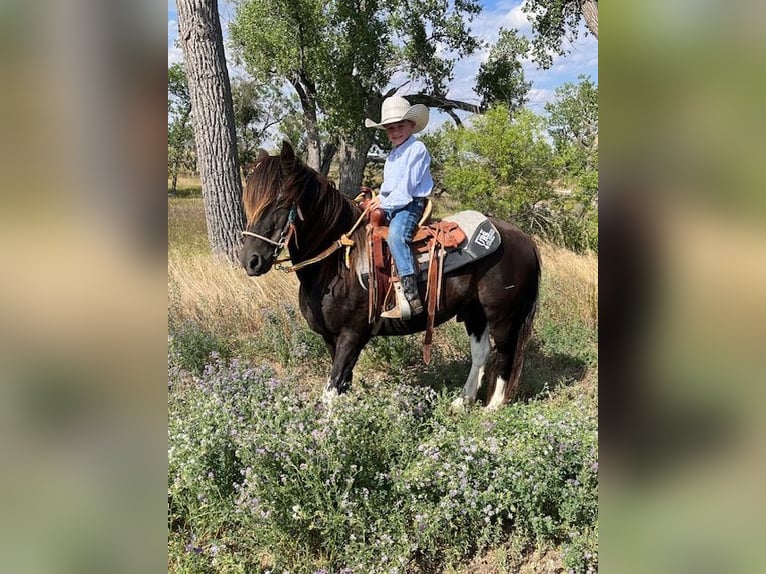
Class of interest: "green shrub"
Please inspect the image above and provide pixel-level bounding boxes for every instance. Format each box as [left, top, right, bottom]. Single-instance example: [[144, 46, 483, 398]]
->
[[363, 333, 424, 371], [425, 105, 598, 253], [169, 321, 233, 374], [439, 107, 556, 223], [168, 354, 598, 573], [244, 303, 327, 367]]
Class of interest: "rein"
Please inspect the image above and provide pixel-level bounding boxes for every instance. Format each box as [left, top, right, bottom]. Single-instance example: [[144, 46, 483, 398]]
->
[[275, 201, 373, 273]]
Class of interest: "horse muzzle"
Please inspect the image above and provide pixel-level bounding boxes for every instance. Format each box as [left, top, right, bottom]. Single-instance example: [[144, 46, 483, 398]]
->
[[241, 252, 272, 276]]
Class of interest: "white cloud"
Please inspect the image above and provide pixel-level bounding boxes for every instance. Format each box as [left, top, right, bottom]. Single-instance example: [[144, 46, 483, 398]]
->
[[527, 87, 554, 110], [503, 1, 532, 32]]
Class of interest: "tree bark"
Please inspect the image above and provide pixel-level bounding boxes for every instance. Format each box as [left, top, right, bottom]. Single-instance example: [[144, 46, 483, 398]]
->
[[581, 0, 598, 39], [320, 141, 337, 176], [337, 133, 373, 196], [291, 75, 323, 171], [176, 0, 244, 263]]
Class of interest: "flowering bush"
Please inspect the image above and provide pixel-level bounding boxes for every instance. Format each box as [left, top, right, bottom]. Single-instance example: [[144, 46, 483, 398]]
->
[[168, 353, 597, 573]]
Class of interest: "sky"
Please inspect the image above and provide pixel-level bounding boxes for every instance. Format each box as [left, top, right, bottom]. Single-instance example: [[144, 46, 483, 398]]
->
[[168, 0, 597, 129]]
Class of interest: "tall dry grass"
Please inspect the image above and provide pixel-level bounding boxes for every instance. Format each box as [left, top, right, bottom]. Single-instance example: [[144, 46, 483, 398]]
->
[[167, 174, 202, 197], [168, 249, 299, 338], [537, 240, 598, 331], [168, 197, 299, 340]]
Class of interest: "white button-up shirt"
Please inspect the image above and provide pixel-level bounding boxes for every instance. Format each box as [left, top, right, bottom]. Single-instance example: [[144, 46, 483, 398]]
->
[[379, 136, 433, 209]]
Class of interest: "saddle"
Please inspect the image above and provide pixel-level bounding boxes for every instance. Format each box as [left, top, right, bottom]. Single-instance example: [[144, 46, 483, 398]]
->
[[358, 189, 467, 364]]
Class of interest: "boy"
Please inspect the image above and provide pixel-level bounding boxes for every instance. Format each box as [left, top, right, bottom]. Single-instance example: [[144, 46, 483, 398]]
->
[[365, 95, 433, 319]]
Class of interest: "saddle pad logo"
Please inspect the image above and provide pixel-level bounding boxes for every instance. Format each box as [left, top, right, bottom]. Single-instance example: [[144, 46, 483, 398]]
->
[[475, 227, 497, 250]]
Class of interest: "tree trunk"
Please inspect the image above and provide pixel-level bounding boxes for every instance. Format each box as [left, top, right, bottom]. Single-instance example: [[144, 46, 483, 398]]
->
[[176, 0, 244, 263], [320, 142, 337, 176], [581, 0, 598, 38], [291, 76, 322, 171], [337, 133, 373, 196]]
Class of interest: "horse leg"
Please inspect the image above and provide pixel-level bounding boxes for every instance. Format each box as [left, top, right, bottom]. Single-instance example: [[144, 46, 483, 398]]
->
[[451, 310, 490, 410], [322, 330, 365, 402], [485, 315, 533, 410]]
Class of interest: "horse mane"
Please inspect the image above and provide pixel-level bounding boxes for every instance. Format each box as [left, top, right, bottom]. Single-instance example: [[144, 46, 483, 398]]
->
[[243, 151, 362, 266]]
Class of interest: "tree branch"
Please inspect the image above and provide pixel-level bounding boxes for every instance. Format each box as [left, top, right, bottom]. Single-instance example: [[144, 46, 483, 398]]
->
[[406, 93, 481, 116], [444, 107, 463, 127]]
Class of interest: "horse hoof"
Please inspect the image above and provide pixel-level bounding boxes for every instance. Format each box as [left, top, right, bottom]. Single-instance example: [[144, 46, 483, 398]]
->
[[486, 399, 503, 411], [322, 387, 339, 405], [450, 397, 469, 413]]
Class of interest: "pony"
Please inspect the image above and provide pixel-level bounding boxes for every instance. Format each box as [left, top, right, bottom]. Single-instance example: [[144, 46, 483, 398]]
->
[[239, 142, 540, 409]]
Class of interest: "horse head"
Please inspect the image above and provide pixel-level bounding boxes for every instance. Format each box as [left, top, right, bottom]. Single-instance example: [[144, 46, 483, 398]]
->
[[240, 142, 300, 276]]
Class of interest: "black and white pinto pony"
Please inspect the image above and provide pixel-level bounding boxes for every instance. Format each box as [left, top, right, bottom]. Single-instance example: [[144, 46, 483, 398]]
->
[[239, 142, 541, 409]]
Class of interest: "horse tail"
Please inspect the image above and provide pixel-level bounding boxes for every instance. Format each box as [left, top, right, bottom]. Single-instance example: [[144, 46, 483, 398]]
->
[[503, 239, 541, 402]]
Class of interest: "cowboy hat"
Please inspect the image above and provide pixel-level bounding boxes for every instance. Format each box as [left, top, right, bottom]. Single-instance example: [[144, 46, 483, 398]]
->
[[365, 95, 429, 133]]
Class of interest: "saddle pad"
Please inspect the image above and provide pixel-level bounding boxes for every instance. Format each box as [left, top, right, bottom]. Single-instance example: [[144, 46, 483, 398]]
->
[[415, 210, 501, 281]]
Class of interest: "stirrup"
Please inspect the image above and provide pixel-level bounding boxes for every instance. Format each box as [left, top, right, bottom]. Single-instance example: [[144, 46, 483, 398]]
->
[[380, 280, 412, 320]]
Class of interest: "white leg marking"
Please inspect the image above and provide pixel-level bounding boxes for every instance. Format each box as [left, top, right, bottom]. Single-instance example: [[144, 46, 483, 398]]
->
[[322, 377, 339, 405], [487, 376, 508, 410], [454, 327, 490, 408]]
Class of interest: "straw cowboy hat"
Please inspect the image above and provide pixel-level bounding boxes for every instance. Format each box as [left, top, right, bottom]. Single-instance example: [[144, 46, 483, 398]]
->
[[365, 95, 429, 133]]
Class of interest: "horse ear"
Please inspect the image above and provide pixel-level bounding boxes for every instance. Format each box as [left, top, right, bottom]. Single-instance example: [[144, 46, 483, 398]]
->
[[256, 148, 269, 161], [280, 141, 295, 172]]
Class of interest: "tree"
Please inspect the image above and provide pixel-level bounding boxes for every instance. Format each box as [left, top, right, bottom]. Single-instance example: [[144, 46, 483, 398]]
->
[[523, 0, 598, 69], [475, 28, 531, 113], [176, 0, 244, 262], [545, 76, 598, 252], [438, 106, 555, 222], [544, 75, 598, 175], [229, 0, 484, 194], [168, 63, 196, 195], [231, 76, 300, 167]]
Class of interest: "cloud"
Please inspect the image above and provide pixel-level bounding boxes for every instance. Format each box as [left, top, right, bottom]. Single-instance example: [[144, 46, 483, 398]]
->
[[527, 87, 554, 111], [503, 1, 532, 32]]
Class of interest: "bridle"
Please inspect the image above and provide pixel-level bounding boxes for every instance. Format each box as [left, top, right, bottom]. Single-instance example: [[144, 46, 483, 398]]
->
[[242, 203, 299, 259], [241, 198, 372, 273]]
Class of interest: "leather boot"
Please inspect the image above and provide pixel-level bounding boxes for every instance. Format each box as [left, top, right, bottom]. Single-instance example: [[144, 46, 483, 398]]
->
[[401, 274, 424, 316]]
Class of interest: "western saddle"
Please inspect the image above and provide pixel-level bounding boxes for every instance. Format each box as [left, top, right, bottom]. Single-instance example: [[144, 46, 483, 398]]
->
[[356, 187, 466, 363]]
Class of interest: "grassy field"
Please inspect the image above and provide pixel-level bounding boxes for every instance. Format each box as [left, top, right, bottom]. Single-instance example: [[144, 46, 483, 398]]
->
[[168, 195, 598, 573]]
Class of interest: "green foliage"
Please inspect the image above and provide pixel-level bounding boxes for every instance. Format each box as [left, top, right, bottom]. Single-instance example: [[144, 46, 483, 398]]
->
[[424, 94, 598, 253], [545, 75, 598, 167], [522, 0, 596, 69], [230, 77, 301, 166], [437, 106, 556, 222], [475, 28, 531, 112], [243, 303, 327, 367], [168, 62, 190, 110], [168, 354, 598, 573], [168, 321, 233, 375], [539, 75, 598, 252], [230, 0, 483, 135], [168, 63, 196, 185], [364, 333, 425, 372]]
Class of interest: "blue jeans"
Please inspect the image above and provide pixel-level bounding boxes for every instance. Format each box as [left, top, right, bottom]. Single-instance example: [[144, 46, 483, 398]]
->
[[384, 197, 427, 277]]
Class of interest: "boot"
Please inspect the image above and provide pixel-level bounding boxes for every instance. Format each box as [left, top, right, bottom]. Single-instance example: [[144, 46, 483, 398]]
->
[[401, 274, 424, 316]]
